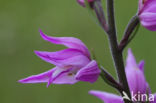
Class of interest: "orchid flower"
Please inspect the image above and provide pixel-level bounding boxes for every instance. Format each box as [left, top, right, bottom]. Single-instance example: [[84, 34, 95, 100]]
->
[[19, 30, 100, 87], [89, 49, 156, 103], [138, 0, 156, 31]]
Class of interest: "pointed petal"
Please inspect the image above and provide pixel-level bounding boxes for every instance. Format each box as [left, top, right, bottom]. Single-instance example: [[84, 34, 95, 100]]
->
[[34, 48, 90, 68], [126, 49, 147, 94], [138, 60, 145, 72], [126, 48, 138, 70], [89, 90, 123, 103], [18, 67, 57, 84], [40, 30, 90, 58], [75, 60, 100, 83]]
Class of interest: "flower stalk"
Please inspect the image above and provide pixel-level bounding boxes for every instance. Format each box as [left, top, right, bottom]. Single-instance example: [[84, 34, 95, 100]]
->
[[100, 66, 124, 94], [92, 0, 108, 31], [106, 0, 132, 102], [119, 16, 140, 52]]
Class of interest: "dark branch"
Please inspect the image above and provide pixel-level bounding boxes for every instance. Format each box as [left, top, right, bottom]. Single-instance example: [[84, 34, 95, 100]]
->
[[119, 16, 140, 52], [100, 66, 124, 93], [93, 0, 108, 31]]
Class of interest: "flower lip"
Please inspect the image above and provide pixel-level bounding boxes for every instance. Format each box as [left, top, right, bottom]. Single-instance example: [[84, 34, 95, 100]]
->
[[47, 68, 72, 87]]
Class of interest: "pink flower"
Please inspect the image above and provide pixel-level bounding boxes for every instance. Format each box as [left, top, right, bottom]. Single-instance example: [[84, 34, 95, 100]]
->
[[89, 49, 156, 103], [138, 0, 156, 31], [19, 30, 100, 87]]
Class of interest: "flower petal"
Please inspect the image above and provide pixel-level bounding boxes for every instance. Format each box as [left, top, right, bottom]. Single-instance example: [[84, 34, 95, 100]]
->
[[139, 0, 156, 31], [34, 48, 90, 68], [139, 12, 156, 31], [126, 49, 147, 94], [89, 90, 123, 103], [126, 67, 147, 94], [126, 49, 138, 70], [141, 0, 156, 13], [75, 60, 100, 83], [18, 67, 57, 84], [40, 30, 90, 58]]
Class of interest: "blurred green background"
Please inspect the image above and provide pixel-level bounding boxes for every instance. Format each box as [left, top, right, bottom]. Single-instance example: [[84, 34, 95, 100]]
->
[[0, 0, 156, 103]]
